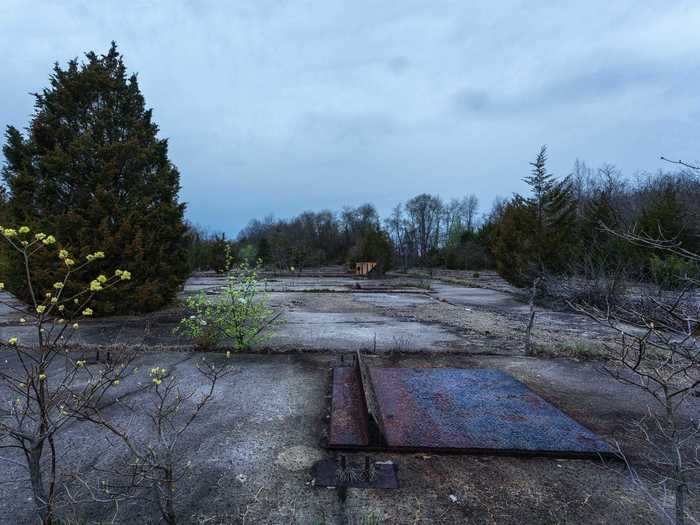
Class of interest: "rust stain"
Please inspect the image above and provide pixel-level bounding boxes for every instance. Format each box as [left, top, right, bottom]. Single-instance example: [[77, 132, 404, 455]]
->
[[328, 366, 369, 447]]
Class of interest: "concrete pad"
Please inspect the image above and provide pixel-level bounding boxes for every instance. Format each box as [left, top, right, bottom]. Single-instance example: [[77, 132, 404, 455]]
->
[[430, 283, 531, 314], [0, 351, 334, 523], [0, 287, 470, 352], [351, 292, 433, 307], [265, 311, 465, 351]]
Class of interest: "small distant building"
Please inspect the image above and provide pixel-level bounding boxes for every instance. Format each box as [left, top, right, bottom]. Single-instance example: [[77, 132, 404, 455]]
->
[[355, 261, 377, 276]]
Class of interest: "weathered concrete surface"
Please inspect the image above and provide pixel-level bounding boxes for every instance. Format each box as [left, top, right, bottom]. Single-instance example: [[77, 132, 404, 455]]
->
[[0, 273, 629, 356], [427, 281, 636, 347], [0, 282, 471, 352], [0, 272, 696, 523], [266, 310, 466, 352], [403, 268, 523, 295], [430, 282, 531, 314], [183, 272, 429, 295], [1, 351, 696, 524]]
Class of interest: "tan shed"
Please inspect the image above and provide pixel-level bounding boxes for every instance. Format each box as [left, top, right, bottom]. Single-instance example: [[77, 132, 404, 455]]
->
[[355, 261, 377, 276]]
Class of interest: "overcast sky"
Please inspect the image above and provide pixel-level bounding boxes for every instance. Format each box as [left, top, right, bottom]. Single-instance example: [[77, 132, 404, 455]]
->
[[2, 1, 699, 235]]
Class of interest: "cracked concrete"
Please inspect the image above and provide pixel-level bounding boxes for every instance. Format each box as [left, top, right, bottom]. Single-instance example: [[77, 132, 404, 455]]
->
[[0, 272, 625, 355]]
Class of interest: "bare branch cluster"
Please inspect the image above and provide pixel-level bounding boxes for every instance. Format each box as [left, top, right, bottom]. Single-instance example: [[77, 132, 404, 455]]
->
[[570, 229, 699, 525], [72, 359, 232, 525]]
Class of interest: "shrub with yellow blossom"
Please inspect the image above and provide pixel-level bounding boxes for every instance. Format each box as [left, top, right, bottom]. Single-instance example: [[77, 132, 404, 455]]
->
[[0, 226, 134, 523], [0, 225, 131, 331]]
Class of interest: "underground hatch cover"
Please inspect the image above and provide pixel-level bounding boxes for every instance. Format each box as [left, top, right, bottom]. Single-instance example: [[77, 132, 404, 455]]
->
[[328, 361, 612, 459]]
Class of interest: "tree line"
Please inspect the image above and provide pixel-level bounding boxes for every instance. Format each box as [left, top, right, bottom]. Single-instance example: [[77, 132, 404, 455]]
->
[[188, 192, 485, 274], [196, 145, 700, 291], [487, 147, 700, 289]]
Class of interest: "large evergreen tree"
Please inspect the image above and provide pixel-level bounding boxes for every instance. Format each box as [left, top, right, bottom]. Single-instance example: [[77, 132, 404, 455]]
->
[[523, 146, 556, 236], [638, 182, 695, 282], [638, 183, 687, 245], [1, 43, 188, 314]]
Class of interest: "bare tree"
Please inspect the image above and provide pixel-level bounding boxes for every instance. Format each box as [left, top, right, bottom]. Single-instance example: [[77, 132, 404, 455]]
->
[[570, 225, 699, 525], [442, 195, 479, 242], [525, 277, 541, 355], [385, 204, 409, 271], [463, 194, 480, 233], [405, 194, 442, 261], [74, 359, 232, 524]]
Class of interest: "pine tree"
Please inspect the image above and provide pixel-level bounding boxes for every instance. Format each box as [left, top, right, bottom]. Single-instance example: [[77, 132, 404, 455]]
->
[[212, 234, 231, 273], [544, 175, 578, 271], [1, 43, 188, 314], [638, 184, 687, 244], [491, 146, 578, 285], [638, 183, 693, 281], [578, 186, 628, 271], [523, 145, 556, 235], [490, 196, 538, 285], [521, 145, 577, 274], [256, 237, 271, 265]]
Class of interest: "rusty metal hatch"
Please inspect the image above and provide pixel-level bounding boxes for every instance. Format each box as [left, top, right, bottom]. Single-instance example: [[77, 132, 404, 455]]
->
[[327, 354, 613, 458]]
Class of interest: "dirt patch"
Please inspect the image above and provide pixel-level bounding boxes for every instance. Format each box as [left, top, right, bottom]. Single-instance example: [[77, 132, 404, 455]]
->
[[276, 445, 327, 471]]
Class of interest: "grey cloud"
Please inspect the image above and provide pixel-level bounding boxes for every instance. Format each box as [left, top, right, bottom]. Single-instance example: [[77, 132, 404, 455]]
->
[[386, 56, 410, 74], [453, 60, 674, 117], [453, 88, 492, 113], [1, 1, 699, 235], [296, 112, 399, 147], [540, 62, 662, 103]]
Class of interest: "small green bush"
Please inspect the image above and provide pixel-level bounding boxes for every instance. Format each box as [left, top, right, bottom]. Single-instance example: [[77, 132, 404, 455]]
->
[[649, 254, 699, 289], [177, 261, 280, 350]]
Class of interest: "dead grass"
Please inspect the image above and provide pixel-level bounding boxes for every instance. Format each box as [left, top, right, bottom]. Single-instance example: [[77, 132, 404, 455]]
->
[[532, 339, 609, 360], [390, 278, 432, 290]]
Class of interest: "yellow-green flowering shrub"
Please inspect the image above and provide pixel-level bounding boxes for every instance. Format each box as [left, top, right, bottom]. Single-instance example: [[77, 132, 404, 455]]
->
[[0, 226, 133, 523]]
